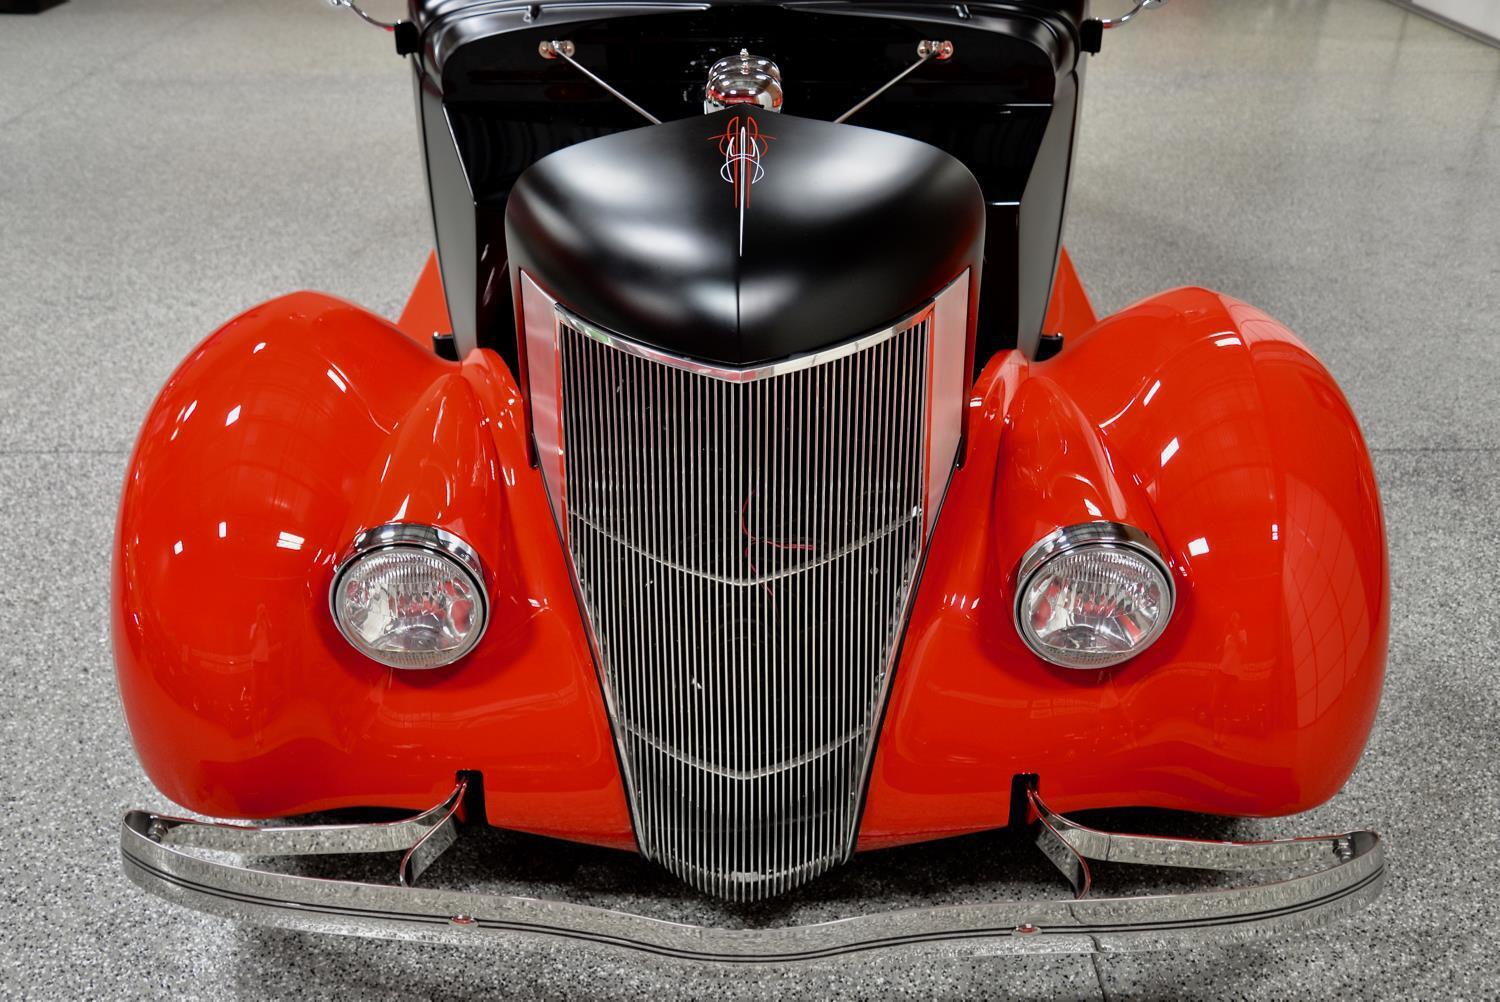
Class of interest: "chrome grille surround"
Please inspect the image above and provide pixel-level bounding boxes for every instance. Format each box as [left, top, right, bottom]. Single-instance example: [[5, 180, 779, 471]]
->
[[521, 271, 970, 900]]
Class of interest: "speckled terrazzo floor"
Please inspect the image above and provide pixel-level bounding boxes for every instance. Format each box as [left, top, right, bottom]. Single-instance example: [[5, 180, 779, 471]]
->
[[2, 0, 1497, 998]]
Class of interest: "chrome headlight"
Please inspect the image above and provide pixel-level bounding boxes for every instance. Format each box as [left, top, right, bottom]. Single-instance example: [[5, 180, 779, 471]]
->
[[1013, 522, 1174, 669], [331, 523, 488, 669]]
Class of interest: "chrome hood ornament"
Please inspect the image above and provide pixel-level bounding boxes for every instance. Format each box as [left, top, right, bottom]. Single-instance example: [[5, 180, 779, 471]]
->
[[705, 50, 784, 113]]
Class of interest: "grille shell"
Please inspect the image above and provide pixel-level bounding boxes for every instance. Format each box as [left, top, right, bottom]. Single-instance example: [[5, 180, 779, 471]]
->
[[522, 272, 969, 900]]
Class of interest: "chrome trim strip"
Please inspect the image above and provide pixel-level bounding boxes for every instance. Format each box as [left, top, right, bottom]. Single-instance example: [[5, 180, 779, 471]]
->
[[841, 272, 969, 858], [521, 272, 569, 532], [619, 720, 862, 782], [924, 271, 969, 529], [1014, 521, 1171, 590], [120, 785, 1384, 961], [335, 523, 487, 585], [553, 294, 946, 383], [567, 508, 918, 587], [520, 279, 649, 849]]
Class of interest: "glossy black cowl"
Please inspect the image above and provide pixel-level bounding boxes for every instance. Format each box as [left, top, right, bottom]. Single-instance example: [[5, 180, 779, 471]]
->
[[505, 107, 984, 366]]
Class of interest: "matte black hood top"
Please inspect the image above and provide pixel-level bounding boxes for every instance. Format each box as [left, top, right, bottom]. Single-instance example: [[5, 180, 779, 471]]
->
[[505, 107, 985, 367]]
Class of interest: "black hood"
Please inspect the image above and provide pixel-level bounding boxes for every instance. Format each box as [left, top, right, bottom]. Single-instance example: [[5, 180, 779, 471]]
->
[[506, 107, 984, 367]]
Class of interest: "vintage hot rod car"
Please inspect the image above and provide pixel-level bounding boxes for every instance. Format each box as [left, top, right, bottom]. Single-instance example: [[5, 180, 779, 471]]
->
[[115, 0, 1387, 960]]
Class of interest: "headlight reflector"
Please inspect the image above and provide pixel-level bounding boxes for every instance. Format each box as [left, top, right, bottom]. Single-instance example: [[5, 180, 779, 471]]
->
[[1014, 522, 1173, 669], [331, 524, 488, 669]]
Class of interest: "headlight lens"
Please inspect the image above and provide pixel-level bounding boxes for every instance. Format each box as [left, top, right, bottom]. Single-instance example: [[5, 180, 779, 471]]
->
[[331, 524, 488, 669], [1014, 522, 1173, 669]]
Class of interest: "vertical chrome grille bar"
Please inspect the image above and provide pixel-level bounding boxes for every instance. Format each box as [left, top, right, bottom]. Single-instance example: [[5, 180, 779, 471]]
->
[[534, 272, 968, 901]]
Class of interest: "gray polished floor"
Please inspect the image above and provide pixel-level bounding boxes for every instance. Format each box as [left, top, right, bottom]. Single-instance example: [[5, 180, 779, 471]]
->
[[2, 0, 1497, 998]]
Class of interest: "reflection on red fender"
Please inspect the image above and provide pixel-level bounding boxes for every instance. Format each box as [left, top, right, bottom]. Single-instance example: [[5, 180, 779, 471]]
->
[[858, 286, 1387, 849], [112, 292, 635, 850]]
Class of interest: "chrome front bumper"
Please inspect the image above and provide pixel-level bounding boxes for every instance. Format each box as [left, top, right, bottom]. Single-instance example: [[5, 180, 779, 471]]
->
[[120, 781, 1384, 962]]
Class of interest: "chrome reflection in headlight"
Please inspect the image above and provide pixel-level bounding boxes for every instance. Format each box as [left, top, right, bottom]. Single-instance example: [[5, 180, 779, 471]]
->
[[330, 523, 488, 669], [1014, 522, 1174, 669]]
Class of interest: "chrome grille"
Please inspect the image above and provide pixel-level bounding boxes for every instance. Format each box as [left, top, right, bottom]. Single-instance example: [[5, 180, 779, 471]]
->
[[521, 271, 970, 901]]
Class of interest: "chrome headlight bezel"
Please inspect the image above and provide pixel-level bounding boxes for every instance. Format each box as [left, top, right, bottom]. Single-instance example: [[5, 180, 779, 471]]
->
[[1012, 521, 1175, 670], [330, 522, 489, 669]]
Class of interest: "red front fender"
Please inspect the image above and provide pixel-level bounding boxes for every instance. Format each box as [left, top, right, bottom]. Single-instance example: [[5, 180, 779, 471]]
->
[[112, 292, 635, 850], [857, 287, 1388, 849]]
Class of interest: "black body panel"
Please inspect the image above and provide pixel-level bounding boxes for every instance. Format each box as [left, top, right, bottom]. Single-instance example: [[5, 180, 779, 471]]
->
[[506, 108, 984, 365], [406, 0, 1089, 372]]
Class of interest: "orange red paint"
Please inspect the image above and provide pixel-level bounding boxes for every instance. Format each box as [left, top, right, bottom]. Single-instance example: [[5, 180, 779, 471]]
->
[[113, 252, 1386, 853]]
